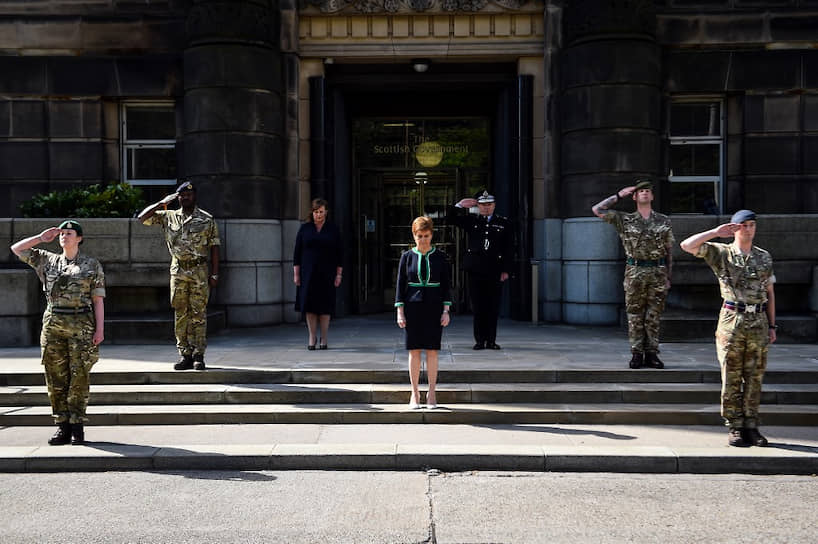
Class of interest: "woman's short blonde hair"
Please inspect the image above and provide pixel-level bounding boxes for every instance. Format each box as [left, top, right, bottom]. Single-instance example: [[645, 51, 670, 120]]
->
[[411, 216, 434, 235]]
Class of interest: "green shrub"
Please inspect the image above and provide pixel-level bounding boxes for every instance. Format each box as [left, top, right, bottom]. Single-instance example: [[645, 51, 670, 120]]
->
[[20, 183, 146, 218]]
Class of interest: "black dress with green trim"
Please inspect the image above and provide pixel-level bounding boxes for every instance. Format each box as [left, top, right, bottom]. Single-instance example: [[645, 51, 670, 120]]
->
[[395, 247, 452, 350]]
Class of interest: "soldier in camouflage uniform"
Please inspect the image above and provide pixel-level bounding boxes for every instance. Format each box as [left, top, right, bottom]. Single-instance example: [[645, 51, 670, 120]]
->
[[11, 220, 105, 446], [681, 209, 777, 447], [138, 181, 220, 371], [592, 180, 674, 369]]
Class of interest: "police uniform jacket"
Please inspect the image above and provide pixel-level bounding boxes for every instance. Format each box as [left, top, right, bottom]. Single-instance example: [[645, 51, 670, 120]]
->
[[447, 206, 513, 277]]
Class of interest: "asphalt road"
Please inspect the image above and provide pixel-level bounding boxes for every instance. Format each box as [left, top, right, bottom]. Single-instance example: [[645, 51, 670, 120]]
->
[[1, 471, 816, 543]]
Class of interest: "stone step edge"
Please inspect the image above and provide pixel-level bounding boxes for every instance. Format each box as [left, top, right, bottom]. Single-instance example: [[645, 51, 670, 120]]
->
[[1, 443, 816, 475], [3, 369, 818, 386], [3, 404, 818, 426]]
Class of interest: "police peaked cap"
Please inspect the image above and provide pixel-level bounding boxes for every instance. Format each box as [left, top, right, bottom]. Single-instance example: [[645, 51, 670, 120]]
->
[[475, 190, 495, 203], [58, 220, 83, 237], [730, 209, 756, 224], [176, 180, 195, 193]]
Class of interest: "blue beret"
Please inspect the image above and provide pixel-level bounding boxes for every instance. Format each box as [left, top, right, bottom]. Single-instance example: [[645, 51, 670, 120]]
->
[[730, 209, 756, 224]]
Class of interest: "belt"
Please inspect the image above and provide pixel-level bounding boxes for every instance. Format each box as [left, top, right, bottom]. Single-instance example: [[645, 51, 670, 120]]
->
[[175, 257, 206, 266], [50, 306, 92, 314], [723, 301, 767, 314], [626, 257, 666, 267]]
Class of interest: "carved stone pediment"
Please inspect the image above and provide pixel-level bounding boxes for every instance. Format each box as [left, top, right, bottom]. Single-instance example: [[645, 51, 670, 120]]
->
[[300, 0, 529, 14]]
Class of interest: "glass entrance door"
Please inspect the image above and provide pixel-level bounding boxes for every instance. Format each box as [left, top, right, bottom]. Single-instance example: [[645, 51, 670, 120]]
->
[[356, 168, 461, 313], [351, 117, 491, 313]]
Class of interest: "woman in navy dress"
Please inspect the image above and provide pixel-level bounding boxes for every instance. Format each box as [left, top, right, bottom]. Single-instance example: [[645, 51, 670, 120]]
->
[[395, 216, 452, 409], [293, 199, 343, 349]]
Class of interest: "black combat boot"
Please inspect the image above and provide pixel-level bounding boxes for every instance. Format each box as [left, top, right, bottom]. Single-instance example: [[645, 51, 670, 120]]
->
[[728, 428, 749, 447], [193, 353, 206, 371], [742, 428, 768, 447], [48, 422, 71, 446], [193, 353, 205, 370], [628, 352, 643, 369], [473, 342, 485, 350], [70, 423, 85, 445], [643, 352, 665, 369], [174, 354, 194, 370]]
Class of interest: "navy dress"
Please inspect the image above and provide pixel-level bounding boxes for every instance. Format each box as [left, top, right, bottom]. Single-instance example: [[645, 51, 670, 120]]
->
[[395, 247, 452, 350], [294, 221, 343, 316]]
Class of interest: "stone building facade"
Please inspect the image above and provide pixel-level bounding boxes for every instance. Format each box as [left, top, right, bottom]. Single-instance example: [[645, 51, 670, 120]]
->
[[1, 0, 817, 343]]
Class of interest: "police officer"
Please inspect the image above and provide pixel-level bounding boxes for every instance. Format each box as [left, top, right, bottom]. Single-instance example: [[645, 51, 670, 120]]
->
[[138, 180, 220, 370], [448, 190, 513, 350], [11, 220, 105, 445], [592, 180, 674, 369], [681, 210, 776, 447]]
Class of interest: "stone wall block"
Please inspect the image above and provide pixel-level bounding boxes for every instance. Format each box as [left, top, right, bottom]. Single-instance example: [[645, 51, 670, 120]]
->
[[48, 58, 118, 95], [184, 44, 280, 91], [563, 218, 622, 261], [117, 57, 183, 97], [562, 261, 588, 303], [0, 317, 37, 347], [562, 302, 619, 325], [561, 131, 660, 176], [728, 51, 801, 91], [256, 263, 282, 304], [588, 261, 624, 304], [0, 143, 48, 179], [0, 269, 40, 315], [810, 266, 818, 313], [0, 219, 11, 263], [664, 52, 730, 93], [561, 85, 660, 132], [218, 262, 257, 305], [223, 219, 281, 262], [71, 219, 129, 263], [130, 220, 172, 263], [226, 303, 282, 327], [543, 260, 562, 303], [48, 142, 103, 180], [184, 87, 282, 135], [0, 57, 47, 94], [562, 40, 660, 89]]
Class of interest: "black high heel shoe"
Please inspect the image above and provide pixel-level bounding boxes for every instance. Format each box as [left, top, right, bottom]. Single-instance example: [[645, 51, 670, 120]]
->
[[307, 343, 316, 351], [319, 344, 328, 350]]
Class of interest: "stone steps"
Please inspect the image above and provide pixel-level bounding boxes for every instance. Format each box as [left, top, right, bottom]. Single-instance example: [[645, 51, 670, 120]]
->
[[4, 383, 818, 406], [4, 403, 818, 426], [4, 368, 818, 386]]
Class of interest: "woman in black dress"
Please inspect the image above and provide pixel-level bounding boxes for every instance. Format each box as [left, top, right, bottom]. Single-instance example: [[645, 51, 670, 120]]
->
[[293, 199, 343, 349], [395, 216, 452, 409]]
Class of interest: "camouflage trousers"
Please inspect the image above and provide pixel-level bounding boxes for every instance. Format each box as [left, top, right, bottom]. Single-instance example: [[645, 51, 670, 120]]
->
[[623, 265, 668, 353], [170, 268, 209, 357], [715, 308, 769, 429], [40, 311, 99, 424]]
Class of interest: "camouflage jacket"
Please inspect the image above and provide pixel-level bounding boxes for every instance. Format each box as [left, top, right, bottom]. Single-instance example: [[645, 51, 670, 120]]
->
[[143, 207, 220, 266], [18, 248, 105, 309], [697, 242, 775, 304], [603, 210, 674, 261]]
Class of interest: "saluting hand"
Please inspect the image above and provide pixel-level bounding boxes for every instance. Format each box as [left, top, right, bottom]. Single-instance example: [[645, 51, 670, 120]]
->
[[714, 223, 742, 238], [160, 193, 178, 205], [457, 198, 478, 208], [500, 272, 509, 282], [619, 186, 637, 198], [39, 227, 61, 243]]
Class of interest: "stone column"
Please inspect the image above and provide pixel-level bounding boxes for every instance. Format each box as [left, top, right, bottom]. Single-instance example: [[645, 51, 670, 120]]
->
[[559, 0, 661, 217], [182, 0, 284, 218], [559, 0, 661, 324]]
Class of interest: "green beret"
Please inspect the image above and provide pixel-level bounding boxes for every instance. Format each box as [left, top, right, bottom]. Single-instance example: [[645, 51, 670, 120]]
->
[[634, 180, 653, 191], [58, 220, 83, 237]]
